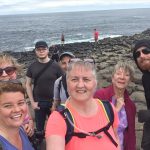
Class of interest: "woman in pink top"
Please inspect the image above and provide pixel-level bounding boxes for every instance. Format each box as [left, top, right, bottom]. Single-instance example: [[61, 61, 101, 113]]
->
[[46, 59, 120, 150]]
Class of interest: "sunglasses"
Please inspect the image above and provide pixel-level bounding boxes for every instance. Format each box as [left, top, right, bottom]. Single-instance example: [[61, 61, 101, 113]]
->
[[134, 48, 150, 58], [0, 66, 16, 76], [70, 58, 95, 64]]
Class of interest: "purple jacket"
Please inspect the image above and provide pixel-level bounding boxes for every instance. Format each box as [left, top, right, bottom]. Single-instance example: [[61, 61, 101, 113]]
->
[[94, 85, 136, 150]]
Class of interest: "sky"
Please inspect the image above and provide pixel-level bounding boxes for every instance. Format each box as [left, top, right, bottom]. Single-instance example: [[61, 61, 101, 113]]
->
[[0, 0, 150, 15]]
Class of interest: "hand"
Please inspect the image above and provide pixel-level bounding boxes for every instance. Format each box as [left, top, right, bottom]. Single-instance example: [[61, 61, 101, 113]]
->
[[23, 120, 34, 137], [31, 101, 40, 110], [115, 97, 125, 112]]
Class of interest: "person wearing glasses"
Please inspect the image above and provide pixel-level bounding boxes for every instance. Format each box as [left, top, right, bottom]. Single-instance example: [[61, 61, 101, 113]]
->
[[25, 41, 63, 144], [133, 39, 150, 150], [0, 81, 34, 150], [52, 52, 75, 111], [45, 59, 120, 150], [0, 53, 34, 137], [94, 61, 136, 150]]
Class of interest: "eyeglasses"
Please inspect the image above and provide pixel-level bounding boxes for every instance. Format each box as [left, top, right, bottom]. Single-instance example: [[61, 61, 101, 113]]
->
[[134, 48, 150, 58], [70, 58, 95, 64], [35, 47, 48, 51], [0, 67, 16, 76]]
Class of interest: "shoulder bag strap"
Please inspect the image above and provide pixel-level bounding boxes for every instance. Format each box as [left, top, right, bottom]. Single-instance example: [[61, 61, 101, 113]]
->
[[34, 60, 53, 86]]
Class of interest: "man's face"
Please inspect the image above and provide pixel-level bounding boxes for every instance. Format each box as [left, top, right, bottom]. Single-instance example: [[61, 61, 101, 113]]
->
[[35, 47, 49, 59], [59, 56, 72, 72], [136, 46, 150, 71]]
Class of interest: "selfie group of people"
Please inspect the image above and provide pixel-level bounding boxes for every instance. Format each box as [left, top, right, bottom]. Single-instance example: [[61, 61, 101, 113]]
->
[[0, 39, 150, 150]]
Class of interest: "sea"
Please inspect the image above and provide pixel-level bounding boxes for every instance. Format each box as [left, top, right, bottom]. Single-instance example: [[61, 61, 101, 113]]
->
[[0, 8, 150, 52]]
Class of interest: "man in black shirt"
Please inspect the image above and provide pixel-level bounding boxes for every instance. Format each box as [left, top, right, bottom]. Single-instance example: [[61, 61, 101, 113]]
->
[[26, 41, 62, 134]]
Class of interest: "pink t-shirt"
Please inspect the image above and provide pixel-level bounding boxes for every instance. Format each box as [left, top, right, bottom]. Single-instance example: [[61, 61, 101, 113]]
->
[[94, 31, 99, 41], [46, 99, 119, 150]]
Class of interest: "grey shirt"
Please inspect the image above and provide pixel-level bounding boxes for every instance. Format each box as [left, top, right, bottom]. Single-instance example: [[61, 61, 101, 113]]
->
[[53, 76, 68, 103]]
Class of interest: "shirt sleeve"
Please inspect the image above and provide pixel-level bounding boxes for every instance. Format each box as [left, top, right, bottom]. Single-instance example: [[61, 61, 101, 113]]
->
[[45, 111, 67, 138], [53, 77, 61, 100]]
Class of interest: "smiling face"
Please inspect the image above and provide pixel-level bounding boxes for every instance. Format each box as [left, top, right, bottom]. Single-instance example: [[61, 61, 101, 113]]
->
[[112, 67, 131, 90], [0, 61, 17, 81], [136, 46, 150, 71], [67, 64, 97, 102], [0, 92, 27, 129]]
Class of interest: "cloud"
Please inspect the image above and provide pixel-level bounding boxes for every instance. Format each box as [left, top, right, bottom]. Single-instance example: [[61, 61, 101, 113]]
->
[[0, 0, 150, 15]]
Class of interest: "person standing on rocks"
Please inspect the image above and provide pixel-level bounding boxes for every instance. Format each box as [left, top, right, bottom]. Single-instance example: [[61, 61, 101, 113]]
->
[[61, 32, 65, 46], [51, 51, 75, 111], [94, 61, 136, 150], [25, 40, 63, 144], [94, 28, 99, 43], [133, 39, 150, 150]]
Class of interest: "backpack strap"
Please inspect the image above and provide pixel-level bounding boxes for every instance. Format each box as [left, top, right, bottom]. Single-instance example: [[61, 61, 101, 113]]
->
[[98, 100, 117, 147], [34, 60, 53, 87], [57, 105, 74, 144], [61, 74, 69, 98], [98, 100, 114, 125], [72, 100, 117, 147], [57, 100, 117, 147], [58, 75, 69, 99]]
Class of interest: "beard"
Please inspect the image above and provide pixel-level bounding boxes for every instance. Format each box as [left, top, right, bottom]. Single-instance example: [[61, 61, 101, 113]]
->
[[138, 59, 150, 71]]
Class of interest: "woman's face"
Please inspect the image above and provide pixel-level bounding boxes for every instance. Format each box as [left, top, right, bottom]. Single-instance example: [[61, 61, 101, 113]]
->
[[0, 62, 17, 81], [112, 68, 131, 90], [0, 92, 27, 128], [67, 65, 97, 102]]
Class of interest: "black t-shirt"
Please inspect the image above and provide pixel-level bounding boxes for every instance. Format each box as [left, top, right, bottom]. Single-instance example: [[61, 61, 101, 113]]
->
[[26, 60, 63, 101]]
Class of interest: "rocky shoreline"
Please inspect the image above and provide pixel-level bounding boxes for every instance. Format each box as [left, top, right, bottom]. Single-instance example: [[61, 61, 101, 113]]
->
[[5, 28, 150, 149]]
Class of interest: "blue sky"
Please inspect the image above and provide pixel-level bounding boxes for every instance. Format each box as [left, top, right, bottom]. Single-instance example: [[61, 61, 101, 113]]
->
[[0, 0, 150, 15]]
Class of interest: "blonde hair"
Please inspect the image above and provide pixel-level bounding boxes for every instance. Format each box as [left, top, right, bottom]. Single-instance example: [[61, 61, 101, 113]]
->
[[112, 61, 135, 80], [0, 53, 24, 76]]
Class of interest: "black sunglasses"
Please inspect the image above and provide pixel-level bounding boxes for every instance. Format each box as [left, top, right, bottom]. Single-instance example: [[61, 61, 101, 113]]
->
[[134, 48, 150, 58], [0, 66, 16, 76]]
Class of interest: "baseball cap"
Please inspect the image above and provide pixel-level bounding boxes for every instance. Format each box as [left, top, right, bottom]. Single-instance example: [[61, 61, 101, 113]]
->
[[59, 52, 75, 61], [35, 41, 48, 49]]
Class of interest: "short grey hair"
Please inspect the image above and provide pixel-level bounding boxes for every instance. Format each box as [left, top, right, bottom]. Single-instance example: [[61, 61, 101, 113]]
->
[[66, 60, 97, 80], [112, 61, 135, 80]]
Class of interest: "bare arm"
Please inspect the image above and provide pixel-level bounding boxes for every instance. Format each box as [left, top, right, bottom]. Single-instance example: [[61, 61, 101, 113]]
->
[[51, 100, 61, 111], [25, 76, 39, 109], [46, 135, 65, 150]]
